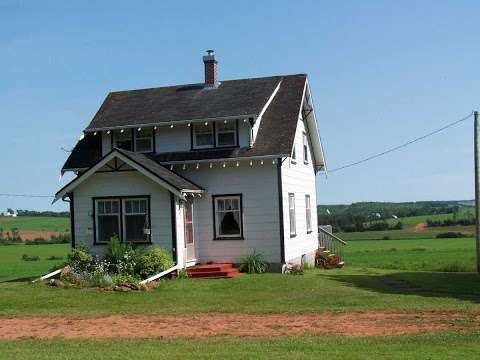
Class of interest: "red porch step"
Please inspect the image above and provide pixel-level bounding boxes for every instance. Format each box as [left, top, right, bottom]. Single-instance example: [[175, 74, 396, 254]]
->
[[187, 263, 243, 279]]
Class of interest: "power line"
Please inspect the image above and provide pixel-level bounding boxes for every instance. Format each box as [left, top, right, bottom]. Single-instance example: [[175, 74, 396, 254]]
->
[[0, 193, 54, 198], [328, 111, 474, 174]]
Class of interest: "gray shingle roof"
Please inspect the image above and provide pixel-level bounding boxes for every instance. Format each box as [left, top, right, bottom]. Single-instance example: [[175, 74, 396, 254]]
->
[[85, 76, 284, 131], [62, 74, 307, 171]]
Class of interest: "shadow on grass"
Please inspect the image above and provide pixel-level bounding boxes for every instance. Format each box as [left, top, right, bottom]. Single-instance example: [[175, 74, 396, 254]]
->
[[323, 271, 480, 303], [0, 276, 38, 283]]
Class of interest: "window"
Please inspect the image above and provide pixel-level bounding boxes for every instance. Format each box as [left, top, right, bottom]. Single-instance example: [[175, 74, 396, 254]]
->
[[95, 199, 120, 243], [303, 132, 309, 164], [94, 197, 151, 244], [213, 195, 243, 239], [305, 195, 312, 233], [135, 128, 154, 153], [193, 123, 214, 149], [123, 198, 150, 243], [216, 121, 237, 147], [114, 129, 133, 150], [291, 144, 297, 164], [288, 193, 296, 237]]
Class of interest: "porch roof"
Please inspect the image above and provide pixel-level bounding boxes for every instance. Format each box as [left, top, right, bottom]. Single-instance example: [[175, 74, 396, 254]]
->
[[54, 148, 204, 203]]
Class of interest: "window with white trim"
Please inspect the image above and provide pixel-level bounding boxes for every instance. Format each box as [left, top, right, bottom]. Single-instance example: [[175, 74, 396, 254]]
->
[[114, 129, 133, 150], [193, 123, 214, 149], [214, 195, 242, 239], [216, 121, 237, 147], [95, 199, 121, 243], [303, 132, 309, 164], [95, 197, 150, 244], [305, 195, 312, 233], [134, 128, 154, 153], [123, 198, 150, 243], [288, 193, 296, 237]]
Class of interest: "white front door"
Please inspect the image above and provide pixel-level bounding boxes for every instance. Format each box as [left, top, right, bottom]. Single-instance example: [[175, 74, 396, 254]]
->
[[184, 198, 195, 261]]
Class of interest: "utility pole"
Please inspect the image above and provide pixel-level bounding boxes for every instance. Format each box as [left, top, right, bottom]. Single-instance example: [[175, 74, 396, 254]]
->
[[474, 110, 480, 272]]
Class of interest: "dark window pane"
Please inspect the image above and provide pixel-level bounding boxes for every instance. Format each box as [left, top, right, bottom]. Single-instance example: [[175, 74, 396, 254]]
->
[[218, 132, 235, 146], [98, 215, 119, 243], [219, 211, 240, 235], [125, 215, 147, 242]]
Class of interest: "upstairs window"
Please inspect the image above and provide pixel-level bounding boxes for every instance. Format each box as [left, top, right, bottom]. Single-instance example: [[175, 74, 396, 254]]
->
[[193, 123, 214, 149], [114, 129, 133, 151], [216, 121, 237, 147], [303, 132, 309, 164], [135, 128, 154, 153]]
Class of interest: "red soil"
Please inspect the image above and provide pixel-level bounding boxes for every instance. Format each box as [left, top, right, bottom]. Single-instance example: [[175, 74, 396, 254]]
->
[[0, 311, 476, 340]]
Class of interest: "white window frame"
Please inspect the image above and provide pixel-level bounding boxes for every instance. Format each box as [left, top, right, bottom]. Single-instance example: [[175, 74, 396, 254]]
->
[[134, 128, 154, 153], [303, 132, 309, 164], [122, 197, 150, 243], [305, 195, 312, 233], [95, 199, 121, 244], [193, 123, 214, 149], [215, 120, 237, 147], [213, 194, 243, 239], [288, 193, 296, 237]]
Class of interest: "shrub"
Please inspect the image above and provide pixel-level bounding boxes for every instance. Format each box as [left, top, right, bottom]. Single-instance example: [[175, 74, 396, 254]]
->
[[137, 246, 174, 278], [67, 246, 94, 272], [47, 255, 64, 260], [240, 252, 268, 274], [113, 274, 142, 287], [104, 236, 141, 275], [382, 235, 390, 240], [21, 254, 40, 261], [84, 272, 115, 288], [435, 232, 466, 239]]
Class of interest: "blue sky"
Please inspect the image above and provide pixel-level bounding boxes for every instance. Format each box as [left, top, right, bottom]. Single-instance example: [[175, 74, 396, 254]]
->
[[0, 1, 479, 211]]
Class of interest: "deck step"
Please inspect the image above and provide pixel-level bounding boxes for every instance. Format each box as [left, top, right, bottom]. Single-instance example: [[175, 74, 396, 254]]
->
[[187, 263, 243, 279]]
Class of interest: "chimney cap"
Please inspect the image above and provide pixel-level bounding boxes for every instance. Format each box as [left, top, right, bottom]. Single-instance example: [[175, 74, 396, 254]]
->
[[203, 49, 216, 62]]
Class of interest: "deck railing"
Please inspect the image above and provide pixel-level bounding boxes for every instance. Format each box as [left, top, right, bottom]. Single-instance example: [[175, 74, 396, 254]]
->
[[318, 225, 347, 261]]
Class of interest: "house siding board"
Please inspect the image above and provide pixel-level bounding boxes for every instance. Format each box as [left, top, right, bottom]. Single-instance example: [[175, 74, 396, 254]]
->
[[72, 171, 172, 256], [281, 117, 318, 265], [155, 125, 191, 153], [101, 132, 111, 156], [180, 161, 281, 265]]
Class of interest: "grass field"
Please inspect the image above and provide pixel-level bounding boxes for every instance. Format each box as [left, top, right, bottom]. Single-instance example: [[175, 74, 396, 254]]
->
[[1, 332, 479, 360], [1, 218, 478, 359], [0, 216, 70, 233], [338, 212, 475, 241]]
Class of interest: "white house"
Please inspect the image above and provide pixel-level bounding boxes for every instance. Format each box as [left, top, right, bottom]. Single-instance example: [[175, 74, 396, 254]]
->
[[54, 51, 326, 271]]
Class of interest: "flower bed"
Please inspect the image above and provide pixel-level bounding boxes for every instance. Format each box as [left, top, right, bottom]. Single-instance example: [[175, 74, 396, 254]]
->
[[48, 236, 175, 291]]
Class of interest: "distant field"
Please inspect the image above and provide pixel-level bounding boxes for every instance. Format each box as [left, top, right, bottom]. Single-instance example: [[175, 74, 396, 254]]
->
[[0, 244, 69, 282], [338, 212, 475, 241], [345, 237, 476, 272], [0, 216, 69, 233]]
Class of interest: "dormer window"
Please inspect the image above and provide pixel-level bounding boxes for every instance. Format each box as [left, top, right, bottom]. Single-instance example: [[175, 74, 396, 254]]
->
[[216, 121, 237, 147], [135, 128, 154, 153], [114, 129, 133, 151], [193, 123, 214, 149]]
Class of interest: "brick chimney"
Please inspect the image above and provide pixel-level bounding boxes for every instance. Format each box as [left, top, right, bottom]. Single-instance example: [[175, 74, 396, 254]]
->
[[203, 50, 218, 87]]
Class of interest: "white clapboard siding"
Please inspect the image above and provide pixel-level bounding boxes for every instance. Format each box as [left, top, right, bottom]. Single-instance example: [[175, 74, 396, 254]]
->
[[280, 116, 318, 264], [180, 160, 281, 264], [73, 171, 172, 256]]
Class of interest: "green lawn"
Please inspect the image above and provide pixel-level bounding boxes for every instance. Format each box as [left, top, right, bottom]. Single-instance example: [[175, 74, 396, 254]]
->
[[338, 212, 475, 241], [346, 237, 476, 272], [1, 332, 479, 360], [0, 216, 70, 232], [0, 244, 69, 282]]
